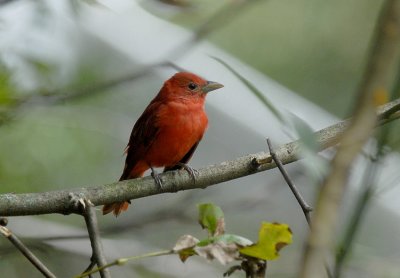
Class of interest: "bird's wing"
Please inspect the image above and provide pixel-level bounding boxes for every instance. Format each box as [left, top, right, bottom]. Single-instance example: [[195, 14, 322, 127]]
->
[[163, 141, 200, 172], [120, 102, 161, 180]]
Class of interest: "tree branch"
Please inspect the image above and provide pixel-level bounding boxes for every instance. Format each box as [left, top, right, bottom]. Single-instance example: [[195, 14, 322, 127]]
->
[[0, 219, 57, 278], [81, 199, 111, 278], [0, 99, 399, 217]]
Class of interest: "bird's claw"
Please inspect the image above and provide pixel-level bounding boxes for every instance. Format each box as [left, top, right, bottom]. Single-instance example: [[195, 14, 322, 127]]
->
[[177, 163, 198, 182], [151, 167, 164, 189]]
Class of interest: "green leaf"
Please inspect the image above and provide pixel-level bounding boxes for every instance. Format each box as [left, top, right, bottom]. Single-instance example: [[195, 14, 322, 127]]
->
[[239, 222, 292, 260], [213, 234, 253, 246], [211, 56, 284, 123], [197, 234, 253, 247], [197, 203, 225, 236]]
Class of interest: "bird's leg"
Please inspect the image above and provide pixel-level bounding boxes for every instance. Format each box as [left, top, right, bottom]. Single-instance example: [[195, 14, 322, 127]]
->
[[150, 166, 164, 189], [176, 162, 198, 182]]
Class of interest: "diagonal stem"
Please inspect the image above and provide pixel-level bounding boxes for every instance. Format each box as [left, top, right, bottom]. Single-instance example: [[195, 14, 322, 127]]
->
[[0, 219, 57, 278], [82, 199, 111, 278], [266, 138, 313, 225]]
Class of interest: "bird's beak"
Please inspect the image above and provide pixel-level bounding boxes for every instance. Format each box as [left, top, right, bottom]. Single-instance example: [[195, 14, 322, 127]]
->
[[202, 81, 224, 93]]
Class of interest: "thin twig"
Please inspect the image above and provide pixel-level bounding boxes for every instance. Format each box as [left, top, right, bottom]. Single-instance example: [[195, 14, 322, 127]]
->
[[0, 98, 400, 217], [266, 138, 312, 225], [81, 199, 111, 278], [0, 219, 57, 278], [300, 1, 400, 277], [334, 61, 400, 276], [82, 259, 96, 278], [77, 250, 173, 278]]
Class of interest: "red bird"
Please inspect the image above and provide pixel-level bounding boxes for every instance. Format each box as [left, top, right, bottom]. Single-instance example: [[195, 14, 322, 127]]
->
[[103, 72, 223, 216]]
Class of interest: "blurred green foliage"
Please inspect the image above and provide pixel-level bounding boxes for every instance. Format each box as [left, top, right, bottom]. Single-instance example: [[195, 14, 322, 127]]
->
[[0, 69, 15, 105], [1, 2, 400, 277], [170, 0, 385, 117], [163, 0, 400, 152]]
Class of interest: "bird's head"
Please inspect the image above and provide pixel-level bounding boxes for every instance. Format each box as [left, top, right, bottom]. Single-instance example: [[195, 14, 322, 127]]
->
[[160, 72, 223, 100]]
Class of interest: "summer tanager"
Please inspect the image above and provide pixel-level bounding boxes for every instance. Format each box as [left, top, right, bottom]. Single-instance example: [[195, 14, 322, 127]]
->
[[103, 72, 223, 216]]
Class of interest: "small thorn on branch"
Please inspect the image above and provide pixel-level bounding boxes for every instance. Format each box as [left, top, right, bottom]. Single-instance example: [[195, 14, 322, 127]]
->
[[266, 138, 313, 226]]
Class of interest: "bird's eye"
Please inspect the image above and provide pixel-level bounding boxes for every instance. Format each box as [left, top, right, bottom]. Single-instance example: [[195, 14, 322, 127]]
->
[[188, 82, 197, 90]]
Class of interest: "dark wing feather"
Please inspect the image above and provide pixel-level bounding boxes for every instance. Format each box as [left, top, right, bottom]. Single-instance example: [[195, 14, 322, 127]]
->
[[163, 141, 200, 172], [120, 101, 161, 180]]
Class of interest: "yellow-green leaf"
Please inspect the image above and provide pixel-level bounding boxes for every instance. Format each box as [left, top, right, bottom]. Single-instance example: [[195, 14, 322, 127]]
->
[[197, 203, 225, 236], [239, 222, 292, 260]]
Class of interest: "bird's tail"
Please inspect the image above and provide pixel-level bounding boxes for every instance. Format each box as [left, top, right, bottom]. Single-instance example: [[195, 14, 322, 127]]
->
[[102, 162, 147, 217], [102, 201, 130, 217]]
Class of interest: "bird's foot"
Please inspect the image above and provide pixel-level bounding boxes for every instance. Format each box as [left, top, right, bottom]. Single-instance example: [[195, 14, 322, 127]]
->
[[150, 167, 164, 189], [176, 163, 198, 182]]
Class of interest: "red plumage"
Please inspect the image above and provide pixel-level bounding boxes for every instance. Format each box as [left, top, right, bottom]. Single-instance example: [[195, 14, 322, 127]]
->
[[103, 72, 223, 216]]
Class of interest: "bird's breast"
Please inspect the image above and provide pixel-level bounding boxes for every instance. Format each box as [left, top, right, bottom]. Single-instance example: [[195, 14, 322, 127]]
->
[[145, 100, 208, 167]]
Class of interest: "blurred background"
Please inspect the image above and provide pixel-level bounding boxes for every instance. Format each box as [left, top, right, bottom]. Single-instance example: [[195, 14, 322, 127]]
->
[[1, 0, 400, 277]]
